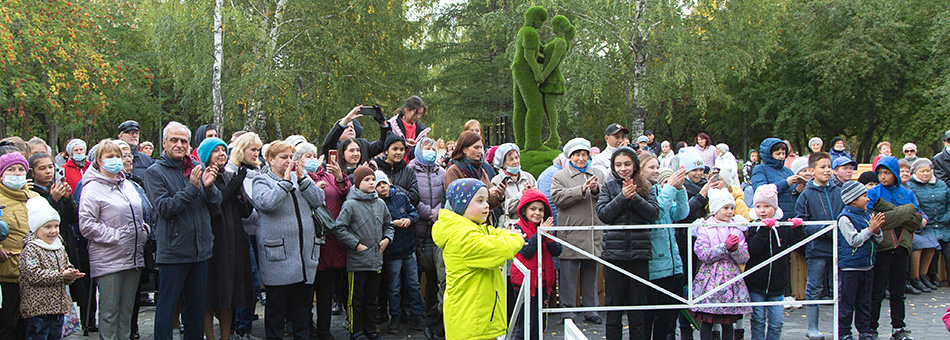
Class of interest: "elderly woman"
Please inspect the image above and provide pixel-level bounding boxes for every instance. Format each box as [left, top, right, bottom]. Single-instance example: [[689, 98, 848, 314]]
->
[[78, 140, 150, 340], [251, 141, 325, 340], [293, 141, 351, 340], [905, 158, 947, 291], [490, 143, 537, 223], [63, 138, 89, 191], [196, 138, 255, 340]]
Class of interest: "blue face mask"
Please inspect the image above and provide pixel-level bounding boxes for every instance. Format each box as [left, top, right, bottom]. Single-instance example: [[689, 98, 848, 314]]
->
[[506, 165, 521, 175], [2, 174, 26, 190], [421, 150, 437, 164], [72, 153, 86, 162], [304, 159, 320, 173], [102, 157, 124, 174]]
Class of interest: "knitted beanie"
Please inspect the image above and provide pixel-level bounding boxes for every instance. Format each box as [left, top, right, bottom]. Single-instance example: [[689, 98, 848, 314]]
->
[[707, 188, 736, 216], [196, 137, 228, 165], [26, 197, 60, 232], [353, 166, 375, 186], [841, 180, 867, 205], [753, 184, 784, 220], [446, 178, 487, 216]]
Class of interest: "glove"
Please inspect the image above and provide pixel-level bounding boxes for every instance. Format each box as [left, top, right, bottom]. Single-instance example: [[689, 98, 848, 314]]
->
[[725, 234, 740, 252], [221, 166, 248, 200], [761, 218, 777, 228], [789, 218, 804, 228]]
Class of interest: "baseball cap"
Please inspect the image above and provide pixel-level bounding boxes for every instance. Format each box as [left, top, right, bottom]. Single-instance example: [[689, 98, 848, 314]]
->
[[644, 130, 654, 136], [604, 123, 630, 136], [832, 156, 858, 170], [118, 120, 140, 134], [636, 136, 649, 144]]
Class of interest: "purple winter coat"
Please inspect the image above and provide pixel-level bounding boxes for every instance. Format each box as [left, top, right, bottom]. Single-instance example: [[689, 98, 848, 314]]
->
[[690, 215, 752, 316], [409, 158, 445, 244], [78, 167, 148, 278]]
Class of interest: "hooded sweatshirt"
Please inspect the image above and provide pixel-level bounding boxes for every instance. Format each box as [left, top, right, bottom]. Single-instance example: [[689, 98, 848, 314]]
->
[[749, 138, 795, 216], [432, 209, 523, 340], [794, 180, 844, 258], [510, 189, 562, 295]]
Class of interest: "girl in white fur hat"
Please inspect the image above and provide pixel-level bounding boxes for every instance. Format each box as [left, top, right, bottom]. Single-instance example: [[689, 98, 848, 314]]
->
[[690, 188, 752, 340]]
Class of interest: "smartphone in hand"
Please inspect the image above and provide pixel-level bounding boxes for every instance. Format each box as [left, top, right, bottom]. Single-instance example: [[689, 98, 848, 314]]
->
[[329, 150, 338, 164]]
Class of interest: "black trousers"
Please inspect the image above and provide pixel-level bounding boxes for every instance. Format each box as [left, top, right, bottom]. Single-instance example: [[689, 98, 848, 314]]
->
[[348, 271, 380, 336], [604, 260, 649, 340], [644, 274, 682, 340], [870, 249, 908, 331], [0, 282, 24, 340], [264, 283, 312, 340], [839, 270, 873, 336], [314, 269, 343, 335]]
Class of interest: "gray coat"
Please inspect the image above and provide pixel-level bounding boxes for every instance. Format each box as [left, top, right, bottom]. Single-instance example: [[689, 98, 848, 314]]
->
[[251, 170, 325, 286], [144, 155, 222, 264], [333, 188, 394, 272], [551, 165, 606, 259]]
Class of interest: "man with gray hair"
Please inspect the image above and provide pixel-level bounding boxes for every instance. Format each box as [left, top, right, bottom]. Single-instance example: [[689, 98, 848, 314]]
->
[[144, 121, 222, 340]]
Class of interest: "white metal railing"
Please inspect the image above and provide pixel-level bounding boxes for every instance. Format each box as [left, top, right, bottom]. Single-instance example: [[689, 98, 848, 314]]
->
[[563, 318, 586, 340], [535, 220, 839, 340], [506, 258, 531, 340]]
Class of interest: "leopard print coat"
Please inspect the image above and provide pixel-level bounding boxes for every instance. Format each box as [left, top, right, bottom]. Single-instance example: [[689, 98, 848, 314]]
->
[[18, 234, 73, 319]]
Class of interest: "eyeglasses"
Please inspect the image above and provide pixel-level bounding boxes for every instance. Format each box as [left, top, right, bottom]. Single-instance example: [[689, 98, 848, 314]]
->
[[904, 150, 915, 153], [121, 154, 133, 159]]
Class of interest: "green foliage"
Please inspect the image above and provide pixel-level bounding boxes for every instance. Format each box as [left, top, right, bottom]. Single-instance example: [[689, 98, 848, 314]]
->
[[521, 148, 561, 178]]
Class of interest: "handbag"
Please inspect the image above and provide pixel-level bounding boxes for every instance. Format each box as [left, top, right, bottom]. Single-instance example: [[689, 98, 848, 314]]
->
[[310, 204, 335, 238]]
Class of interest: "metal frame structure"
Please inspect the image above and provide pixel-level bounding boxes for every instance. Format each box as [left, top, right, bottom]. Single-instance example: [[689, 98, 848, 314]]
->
[[529, 220, 839, 340], [506, 258, 531, 340]]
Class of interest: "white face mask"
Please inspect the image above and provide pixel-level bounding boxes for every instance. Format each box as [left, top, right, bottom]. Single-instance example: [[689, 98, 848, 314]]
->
[[2, 174, 26, 190]]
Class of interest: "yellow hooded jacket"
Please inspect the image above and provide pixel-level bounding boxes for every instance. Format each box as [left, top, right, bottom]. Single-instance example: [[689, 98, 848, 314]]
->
[[0, 183, 39, 283], [432, 209, 523, 340]]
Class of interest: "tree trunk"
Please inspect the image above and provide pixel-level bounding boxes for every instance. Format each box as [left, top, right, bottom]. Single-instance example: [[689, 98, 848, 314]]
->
[[47, 122, 59, 154], [212, 0, 223, 131]]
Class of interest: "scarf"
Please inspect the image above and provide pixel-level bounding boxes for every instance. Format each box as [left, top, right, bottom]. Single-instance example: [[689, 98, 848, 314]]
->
[[452, 158, 484, 180]]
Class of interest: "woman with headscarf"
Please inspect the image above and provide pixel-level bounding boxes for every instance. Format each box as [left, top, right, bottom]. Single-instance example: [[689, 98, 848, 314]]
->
[[490, 143, 537, 222], [63, 138, 89, 191]]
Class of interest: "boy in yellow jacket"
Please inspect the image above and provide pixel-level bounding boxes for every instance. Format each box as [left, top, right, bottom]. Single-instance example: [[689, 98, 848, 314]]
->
[[433, 178, 524, 340]]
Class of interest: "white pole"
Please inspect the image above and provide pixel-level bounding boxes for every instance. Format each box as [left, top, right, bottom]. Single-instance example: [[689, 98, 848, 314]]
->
[[537, 227, 543, 340], [833, 221, 839, 340]]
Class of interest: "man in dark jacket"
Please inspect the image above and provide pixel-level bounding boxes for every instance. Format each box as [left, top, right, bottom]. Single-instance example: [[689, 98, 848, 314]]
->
[[144, 121, 223, 340], [932, 130, 950, 189], [320, 105, 392, 163], [117, 120, 155, 182]]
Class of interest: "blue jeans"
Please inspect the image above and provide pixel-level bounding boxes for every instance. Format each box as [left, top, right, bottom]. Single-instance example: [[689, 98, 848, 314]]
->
[[748, 292, 783, 340], [383, 253, 424, 317], [805, 257, 833, 302], [234, 236, 261, 335], [24, 314, 64, 340]]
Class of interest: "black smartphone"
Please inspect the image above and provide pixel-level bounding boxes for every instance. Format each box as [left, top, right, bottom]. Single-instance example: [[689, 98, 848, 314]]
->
[[501, 176, 512, 185], [360, 105, 385, 122], [26, 169, 33, 180]]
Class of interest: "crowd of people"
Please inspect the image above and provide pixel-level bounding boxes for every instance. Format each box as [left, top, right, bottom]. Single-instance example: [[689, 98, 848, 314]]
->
[[2, 95, 950, 340]]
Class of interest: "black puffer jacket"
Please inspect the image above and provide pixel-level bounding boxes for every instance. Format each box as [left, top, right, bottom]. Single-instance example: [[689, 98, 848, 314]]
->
[[745, 224, 805, 295], [596, 148, 660, 261]]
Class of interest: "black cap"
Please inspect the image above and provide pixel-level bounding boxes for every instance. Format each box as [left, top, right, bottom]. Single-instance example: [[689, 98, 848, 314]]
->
[[857, 171, 879, 185], [605, 123, 629, 136], [118, 120, 140, 134], [644, 130, 654, 136]]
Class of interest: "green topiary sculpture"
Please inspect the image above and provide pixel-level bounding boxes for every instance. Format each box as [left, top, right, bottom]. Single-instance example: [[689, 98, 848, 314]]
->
[[511, 6, 548, 150], [539, 15, 575, 149]]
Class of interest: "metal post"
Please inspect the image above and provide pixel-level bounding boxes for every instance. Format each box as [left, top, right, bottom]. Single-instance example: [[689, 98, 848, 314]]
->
[[833, 221, 839, 340], [537, 226, 543, 340], [688, 223, 693, 304]]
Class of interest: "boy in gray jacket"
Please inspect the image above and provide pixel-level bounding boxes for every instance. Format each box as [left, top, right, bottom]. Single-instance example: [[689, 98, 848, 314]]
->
[[333, 166, 394, 340]]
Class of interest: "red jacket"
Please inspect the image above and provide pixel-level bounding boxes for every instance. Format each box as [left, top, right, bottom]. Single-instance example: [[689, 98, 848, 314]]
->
[[510, 189, 561, 296], [62, 159, 88, 191]]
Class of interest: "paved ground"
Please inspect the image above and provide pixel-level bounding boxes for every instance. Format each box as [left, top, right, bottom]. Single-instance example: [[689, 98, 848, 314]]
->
[[65, 285, 950, 340]]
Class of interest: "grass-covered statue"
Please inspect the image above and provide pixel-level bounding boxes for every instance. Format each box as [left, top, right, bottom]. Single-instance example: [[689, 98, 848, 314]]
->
[[512, 6, 576, 176]]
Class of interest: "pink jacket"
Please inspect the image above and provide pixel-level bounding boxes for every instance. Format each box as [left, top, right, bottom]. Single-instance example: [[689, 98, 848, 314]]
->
[[78, 168, 148, 278], [944, 305, 950, 332]]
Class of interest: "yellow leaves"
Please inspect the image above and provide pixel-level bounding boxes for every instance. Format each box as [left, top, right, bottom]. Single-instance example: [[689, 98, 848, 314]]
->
[[368, 6, 375, 14]]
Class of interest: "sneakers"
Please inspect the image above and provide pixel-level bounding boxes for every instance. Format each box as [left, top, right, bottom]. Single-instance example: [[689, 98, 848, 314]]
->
[[332, 302, 343, 315], [890, 328, 914, 340], [783, 296, 803, 309]]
